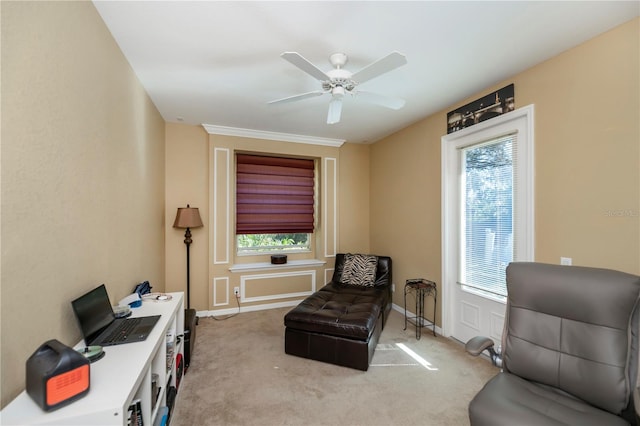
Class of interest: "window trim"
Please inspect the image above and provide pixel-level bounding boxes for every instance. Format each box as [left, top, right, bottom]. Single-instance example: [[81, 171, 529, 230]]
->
[[228, 258, 326, 273]]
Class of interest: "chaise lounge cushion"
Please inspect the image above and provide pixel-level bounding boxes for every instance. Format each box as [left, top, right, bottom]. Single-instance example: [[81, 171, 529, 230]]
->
[[284, 285, 383, 340]]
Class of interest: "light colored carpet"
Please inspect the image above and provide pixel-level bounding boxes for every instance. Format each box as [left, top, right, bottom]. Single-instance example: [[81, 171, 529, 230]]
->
[[170, 307, 498, 426]]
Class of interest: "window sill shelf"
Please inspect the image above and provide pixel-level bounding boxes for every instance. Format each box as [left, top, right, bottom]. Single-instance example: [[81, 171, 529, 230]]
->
[[229, 259, 326, 273]]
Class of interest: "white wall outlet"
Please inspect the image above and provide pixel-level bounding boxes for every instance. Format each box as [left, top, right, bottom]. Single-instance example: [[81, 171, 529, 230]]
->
[[392, 283, 395, 293], [560, 257, 572, 266], [234, 286, 240, 296]]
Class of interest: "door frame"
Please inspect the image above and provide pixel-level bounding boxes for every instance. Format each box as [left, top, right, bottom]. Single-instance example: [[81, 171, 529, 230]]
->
[[440, 105, 535, 338]]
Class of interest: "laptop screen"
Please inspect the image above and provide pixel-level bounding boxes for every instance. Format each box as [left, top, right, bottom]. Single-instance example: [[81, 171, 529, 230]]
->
[[71, 284, 115, 343]]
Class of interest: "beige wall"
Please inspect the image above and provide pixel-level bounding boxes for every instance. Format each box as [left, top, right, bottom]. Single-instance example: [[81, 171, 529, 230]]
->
[[338, 142, 371, 253], [0, 2, 166, 407], [370, 114, 443, 307], [370, 18, 640, 324], [524, 18, 639, 272], [164, 124, 210, 307]]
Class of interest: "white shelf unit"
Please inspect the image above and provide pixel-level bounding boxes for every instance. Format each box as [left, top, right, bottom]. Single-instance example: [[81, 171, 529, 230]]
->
[[1, 292, 185, 426]]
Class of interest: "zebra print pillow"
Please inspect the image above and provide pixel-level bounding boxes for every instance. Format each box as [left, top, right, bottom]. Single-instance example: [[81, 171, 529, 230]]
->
[[340, 253, 378, 287]]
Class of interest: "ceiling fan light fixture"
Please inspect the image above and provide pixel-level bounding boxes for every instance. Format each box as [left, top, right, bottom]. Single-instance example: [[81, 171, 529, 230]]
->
[[332, 86, 346, 98], [327, 97, 343, 124]]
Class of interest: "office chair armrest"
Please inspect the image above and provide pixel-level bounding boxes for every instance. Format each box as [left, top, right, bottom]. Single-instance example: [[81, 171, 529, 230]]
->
[[465, 336, 502, 367], [466, 336, 494, 356]]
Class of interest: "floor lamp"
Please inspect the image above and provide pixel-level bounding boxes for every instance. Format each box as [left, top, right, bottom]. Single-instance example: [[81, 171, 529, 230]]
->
[[173, 204, 203, 310]]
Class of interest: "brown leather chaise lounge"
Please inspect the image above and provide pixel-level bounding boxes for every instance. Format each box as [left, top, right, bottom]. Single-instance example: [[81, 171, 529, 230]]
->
[[284, 253, 392, 371]]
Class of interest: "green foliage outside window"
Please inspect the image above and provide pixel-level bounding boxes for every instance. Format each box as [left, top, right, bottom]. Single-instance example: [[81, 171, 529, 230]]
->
[[237, 233, 310, 254]]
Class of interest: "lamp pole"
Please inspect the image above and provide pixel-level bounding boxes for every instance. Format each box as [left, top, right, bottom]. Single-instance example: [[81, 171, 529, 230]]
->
[[183, 227, 193, 310]]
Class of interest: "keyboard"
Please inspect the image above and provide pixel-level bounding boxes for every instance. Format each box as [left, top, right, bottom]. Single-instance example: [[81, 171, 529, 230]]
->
[[103, 318, 143, 344]]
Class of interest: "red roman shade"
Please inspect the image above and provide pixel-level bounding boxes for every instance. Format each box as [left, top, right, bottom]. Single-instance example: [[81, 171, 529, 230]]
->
[[236, 154, 315, 234]]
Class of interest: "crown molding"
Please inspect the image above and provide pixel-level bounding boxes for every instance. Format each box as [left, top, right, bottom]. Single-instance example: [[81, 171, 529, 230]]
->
[[201, 124, 345, 147]]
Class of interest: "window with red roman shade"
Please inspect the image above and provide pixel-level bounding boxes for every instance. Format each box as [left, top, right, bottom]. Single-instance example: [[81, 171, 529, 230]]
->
[[236, 154, 315, 234]]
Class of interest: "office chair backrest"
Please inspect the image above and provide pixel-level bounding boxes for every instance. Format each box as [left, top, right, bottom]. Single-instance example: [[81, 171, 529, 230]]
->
[[504, 262, 640, 415]]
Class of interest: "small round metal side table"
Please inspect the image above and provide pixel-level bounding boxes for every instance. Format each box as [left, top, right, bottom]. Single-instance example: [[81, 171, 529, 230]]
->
[[403, 279, 437, 339]]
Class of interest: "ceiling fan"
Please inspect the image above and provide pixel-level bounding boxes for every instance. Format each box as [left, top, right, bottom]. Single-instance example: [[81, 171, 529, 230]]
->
[[268, 51, 407, 124]]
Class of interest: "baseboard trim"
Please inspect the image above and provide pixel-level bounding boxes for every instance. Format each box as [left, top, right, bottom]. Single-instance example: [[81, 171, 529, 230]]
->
[[197, 299, 303, 317], [198, 302, 442, 335]]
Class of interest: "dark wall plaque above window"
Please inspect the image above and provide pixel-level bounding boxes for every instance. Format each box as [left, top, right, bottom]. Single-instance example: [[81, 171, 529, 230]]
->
[[447, 84, 515, 134]]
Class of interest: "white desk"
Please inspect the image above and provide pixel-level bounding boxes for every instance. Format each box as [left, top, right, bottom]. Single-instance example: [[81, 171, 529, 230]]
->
[[1, 292, 184, 426]]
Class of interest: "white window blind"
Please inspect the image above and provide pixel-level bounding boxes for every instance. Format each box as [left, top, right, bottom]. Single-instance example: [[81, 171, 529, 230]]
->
[[460, 133, 517, 298]]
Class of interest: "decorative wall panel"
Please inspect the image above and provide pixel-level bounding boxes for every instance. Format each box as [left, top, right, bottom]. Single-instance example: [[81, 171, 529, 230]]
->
[[240, 270, 316, 303], [212, 276, 230, 307], [212, 147, 230, 264], [323, 157, 337, 257]]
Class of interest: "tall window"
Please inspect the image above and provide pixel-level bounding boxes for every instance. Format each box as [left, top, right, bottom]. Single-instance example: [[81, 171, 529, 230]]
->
[[236, 154, 315, 254], [460, 134, 516, 298], [442, 104, 533, 340]]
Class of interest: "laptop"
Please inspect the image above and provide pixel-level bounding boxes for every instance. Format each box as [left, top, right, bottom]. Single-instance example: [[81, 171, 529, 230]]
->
[[71, 284, 160, 347]]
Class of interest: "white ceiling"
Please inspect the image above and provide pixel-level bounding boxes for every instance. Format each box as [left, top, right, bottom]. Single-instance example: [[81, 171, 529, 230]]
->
[[93, 1, 639, 144]]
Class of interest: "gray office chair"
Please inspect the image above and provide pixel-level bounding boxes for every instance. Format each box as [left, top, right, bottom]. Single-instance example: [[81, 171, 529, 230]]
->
[[466, 262, 640, 425]]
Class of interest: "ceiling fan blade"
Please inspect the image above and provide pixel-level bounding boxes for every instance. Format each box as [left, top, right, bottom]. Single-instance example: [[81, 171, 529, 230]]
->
[[281, 52, 330, 82], [327, 97, 343, 124], [356, 91, 406, 110], [351, 51, 407, 84], [268, 90, 325, 105]]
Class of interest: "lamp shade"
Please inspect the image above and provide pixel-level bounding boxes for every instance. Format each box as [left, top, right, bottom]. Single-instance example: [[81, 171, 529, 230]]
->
[[173, 205, 203, 229]]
